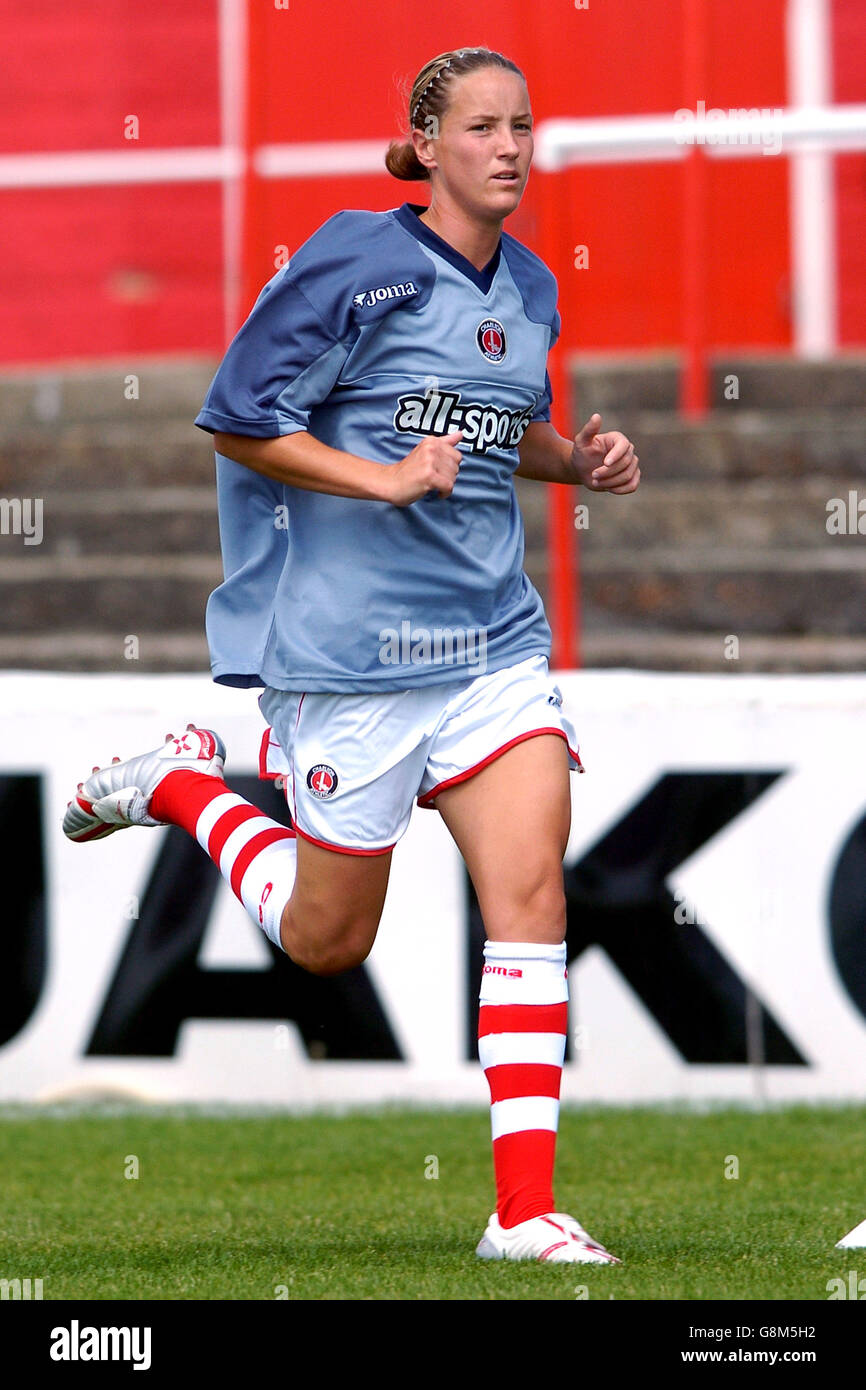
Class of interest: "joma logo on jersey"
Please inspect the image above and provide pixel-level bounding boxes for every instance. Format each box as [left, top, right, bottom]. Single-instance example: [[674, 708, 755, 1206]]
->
[[352, 281, 418, 309], [394, 389, 534, 455]]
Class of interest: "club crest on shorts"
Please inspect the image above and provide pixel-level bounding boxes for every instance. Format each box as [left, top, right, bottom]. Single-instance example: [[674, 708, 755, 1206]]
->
[[476, 318, 507, 362], [307, 764, 338, 798]]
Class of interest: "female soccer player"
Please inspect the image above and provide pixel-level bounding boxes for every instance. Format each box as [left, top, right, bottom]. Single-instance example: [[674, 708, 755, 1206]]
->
[[64, 46, 639, 1265]]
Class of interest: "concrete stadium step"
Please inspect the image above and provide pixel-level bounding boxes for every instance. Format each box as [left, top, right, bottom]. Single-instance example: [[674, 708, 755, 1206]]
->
[[4, 355, 863, 423], [522, 550, 866, 634], [17, 488, 219, 556], [582, 567, 866, 635], [578, 630, 866, 673], [0, 556, 220, 634], [570, 353, 866, 415], [572, 479, 866, 550], [6, 406, 860, 498], [519, 477, 866, 550], [0, 421, 216, 491], [0, 631, 211, 673], [5, 628, 865, 674], [561, 410, 866, 480], [0, 358, 217, 425]]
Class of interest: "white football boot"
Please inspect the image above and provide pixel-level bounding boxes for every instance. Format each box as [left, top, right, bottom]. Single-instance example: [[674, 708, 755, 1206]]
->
[[476, 1211, 621, 1264], [63, 725, 226, 843]]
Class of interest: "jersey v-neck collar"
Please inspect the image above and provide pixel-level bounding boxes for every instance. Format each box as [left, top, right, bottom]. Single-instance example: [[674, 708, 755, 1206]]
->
[[394, 202, 502, 294]]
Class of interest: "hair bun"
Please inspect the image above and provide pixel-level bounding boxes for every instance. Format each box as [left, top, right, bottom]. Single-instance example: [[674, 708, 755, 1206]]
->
[[384, 138, 429, 182]]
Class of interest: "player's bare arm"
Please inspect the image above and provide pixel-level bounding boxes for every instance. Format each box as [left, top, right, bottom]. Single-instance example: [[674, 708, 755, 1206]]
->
[[516, 414, 640, 494], [213, 427, 464, 506]]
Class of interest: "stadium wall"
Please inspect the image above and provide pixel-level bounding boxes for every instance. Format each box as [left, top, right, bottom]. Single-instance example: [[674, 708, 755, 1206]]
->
[[1, 0, 864, 365], [4, 671, 866, 1106]]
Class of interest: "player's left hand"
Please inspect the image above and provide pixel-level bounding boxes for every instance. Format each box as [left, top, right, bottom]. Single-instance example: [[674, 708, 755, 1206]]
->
[[569, 413, 640, 494]]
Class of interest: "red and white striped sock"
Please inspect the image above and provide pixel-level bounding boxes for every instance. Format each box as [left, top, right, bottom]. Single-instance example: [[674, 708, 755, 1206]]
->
[[478, 939, 568, 1229], [150, 770, 297, 950]]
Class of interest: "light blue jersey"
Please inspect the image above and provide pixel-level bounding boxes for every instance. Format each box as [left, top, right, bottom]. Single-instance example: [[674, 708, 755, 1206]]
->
[[195, 202, 561, 691]]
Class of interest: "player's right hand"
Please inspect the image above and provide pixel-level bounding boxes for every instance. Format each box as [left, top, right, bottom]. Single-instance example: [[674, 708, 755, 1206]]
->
[[386, 430, 464, 506]]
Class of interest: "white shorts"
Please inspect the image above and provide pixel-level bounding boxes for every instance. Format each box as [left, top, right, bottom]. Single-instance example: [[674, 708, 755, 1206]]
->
[[257, 654, 583, 856]]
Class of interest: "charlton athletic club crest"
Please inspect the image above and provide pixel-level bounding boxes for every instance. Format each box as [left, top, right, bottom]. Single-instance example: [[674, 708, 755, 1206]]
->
[[307, 764, 338, 799], [476, 318, 507, 362]]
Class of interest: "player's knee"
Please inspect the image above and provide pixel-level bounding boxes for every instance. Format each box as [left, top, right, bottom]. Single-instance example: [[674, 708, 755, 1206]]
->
[[291, 939, 372, 976], [495, 871, 566, 940], [281, 909, 376, 976]]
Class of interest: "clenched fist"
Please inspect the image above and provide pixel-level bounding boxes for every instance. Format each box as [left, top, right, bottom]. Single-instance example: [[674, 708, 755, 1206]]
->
[[386, 430, 465, 506]]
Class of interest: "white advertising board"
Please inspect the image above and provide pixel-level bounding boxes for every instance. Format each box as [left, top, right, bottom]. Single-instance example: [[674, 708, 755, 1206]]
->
[[1, 670, 865, 1105]]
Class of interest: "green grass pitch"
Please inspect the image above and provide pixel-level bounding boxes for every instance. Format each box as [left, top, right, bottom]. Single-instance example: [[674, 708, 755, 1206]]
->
[[0, 1104, 862, 1301]]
